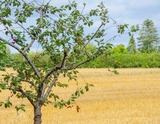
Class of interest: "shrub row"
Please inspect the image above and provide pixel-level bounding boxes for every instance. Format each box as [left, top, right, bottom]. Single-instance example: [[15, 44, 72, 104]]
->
[[82, 53, 160, 68], [4, 52, 160, 68]]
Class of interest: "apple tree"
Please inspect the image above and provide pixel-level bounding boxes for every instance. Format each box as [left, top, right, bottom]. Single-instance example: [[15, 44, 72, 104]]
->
[[0, 0, 136, 124]]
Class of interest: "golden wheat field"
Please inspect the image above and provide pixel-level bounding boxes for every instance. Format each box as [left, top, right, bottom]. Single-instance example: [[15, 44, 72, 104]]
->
[[0, 68, 160, 124]]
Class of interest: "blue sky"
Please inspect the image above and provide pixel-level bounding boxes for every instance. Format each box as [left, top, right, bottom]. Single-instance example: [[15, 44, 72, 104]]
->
[[81, 0, 160, 27], [1, 0, 160, 52], [77, 0, 160, 45]]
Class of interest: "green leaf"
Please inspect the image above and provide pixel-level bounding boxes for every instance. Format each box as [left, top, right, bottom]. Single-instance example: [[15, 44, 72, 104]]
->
[[56, 82, 68, 88], [17, 15, 26, 23], [0, 83, 7, 90], [0, 102, 4, 107], [15, 104, 25, 112], [4, 99, 12, 108], [112, 69, 119, 75], [54, 103, 58, 108], [49, 93, 59, 101], [89, 84, 94, 87], [54, 95, 59, 101], [85, 85, 89, 91], [80, 89, 84, 94], [71, 94, 78, 99], [67, 100, 71, 105]]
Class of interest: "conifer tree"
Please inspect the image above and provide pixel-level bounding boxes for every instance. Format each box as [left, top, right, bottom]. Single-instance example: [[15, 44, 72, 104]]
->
[[127, 35, 137, 54], [137, 19, 159, 53]]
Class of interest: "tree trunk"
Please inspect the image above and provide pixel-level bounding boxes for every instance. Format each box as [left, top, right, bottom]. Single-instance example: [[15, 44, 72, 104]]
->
[[34, 105, 42, 124]]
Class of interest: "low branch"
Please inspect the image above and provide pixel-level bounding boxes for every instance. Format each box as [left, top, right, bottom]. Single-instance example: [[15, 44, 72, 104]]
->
[[41, 50, 68, 84], [0, 37, 41, 78], [18, 88, 35, 107], [38, 50, 68, 100], [42, 76, 58, 104], [8, 86, 35, 107]]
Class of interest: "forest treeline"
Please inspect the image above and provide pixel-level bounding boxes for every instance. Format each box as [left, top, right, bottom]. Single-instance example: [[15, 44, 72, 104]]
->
[[1, 19, 160, 69], [8, 46, 160, 68], [83, 19, 160, 68]]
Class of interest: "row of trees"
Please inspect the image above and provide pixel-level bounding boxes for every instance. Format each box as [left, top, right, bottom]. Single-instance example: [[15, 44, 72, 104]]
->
[[127, 19, 160, 54], [81, 19, 160, 68], [1, 19, 160, 69], [10, 42, 160, 69]]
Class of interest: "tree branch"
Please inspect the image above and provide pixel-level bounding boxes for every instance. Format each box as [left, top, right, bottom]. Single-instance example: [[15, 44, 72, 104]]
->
[[2, 21, 36, 53], [23, 39, 35, 52], [37, 50, 68, 101], [8, 86, 35, 107], [14, 21, 36, 52], [41, 50, 68, 84], [41, 76, 58, 104], [39, 5, 45, 28], [17, 88, 35, 107], [21, 79, 35, 87], [14, 21, 32, 36], [0, 37, 41, 78], [67, 58, 92, 71], [67, 46, 105, 70], [83, 22, 105, 48]]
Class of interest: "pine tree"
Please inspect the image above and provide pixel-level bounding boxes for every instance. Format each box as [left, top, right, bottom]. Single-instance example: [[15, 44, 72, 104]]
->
[[127, 35, 137, 54], [137, 19, 160, 53]]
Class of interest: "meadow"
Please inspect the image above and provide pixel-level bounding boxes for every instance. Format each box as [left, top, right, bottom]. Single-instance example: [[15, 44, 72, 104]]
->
[[0, 68, 160, 124]]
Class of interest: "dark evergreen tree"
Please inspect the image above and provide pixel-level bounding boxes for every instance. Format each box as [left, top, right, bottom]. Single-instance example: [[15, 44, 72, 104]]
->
[[137, 19, 160, 53]]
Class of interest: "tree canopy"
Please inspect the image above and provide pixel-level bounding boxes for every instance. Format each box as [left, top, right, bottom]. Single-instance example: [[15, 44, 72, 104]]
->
[[112, 44, 127, 54], [137, 19, 160, 53]]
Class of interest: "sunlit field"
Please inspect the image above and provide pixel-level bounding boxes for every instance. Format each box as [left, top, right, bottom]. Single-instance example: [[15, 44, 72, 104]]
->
[[0, 68, 160, 124]]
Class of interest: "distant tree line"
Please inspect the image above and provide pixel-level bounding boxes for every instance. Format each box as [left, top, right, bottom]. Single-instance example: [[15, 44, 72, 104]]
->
[[82, 19, 160, 68], [113, 19, 160, 55], [1, 19, 160, 68]]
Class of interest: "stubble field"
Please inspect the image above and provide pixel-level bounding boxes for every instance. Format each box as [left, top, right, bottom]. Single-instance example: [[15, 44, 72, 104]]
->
[[0, 68, 160, 124]]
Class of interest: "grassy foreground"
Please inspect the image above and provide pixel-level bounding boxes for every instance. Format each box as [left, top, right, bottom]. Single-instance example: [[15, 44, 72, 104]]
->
[[0, 68, 160, 124]]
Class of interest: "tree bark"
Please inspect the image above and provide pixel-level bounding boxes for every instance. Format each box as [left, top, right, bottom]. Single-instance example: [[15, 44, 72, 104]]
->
[[34, 105, 42, 124]]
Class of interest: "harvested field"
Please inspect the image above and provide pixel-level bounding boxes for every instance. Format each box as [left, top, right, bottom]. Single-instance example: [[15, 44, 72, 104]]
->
[[0, 68, 160, 124]]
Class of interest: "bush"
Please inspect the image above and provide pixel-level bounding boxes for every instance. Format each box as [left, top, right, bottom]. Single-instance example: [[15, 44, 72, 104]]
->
[[0, 44, 12, 70], [81, 53, 160, 68], [11, 52, 160, 68], [104, 53, 160, 68], [12, 52, 54, 68]]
